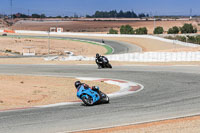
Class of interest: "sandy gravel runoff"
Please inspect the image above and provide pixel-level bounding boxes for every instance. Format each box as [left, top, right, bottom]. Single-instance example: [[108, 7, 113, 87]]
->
[[76, 115, 200, 133], [0, 36, 107, 56], [0, 75, 120, 110]]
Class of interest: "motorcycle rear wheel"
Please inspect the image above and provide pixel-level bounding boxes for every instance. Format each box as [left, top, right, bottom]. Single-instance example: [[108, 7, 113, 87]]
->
[[82, 95, 94, 106]]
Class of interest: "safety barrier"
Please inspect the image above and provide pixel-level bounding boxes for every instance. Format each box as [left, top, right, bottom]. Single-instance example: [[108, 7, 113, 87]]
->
[[77, 51, 200, 62], [105, 52, 200, 62], [44, 51, 200, 62]]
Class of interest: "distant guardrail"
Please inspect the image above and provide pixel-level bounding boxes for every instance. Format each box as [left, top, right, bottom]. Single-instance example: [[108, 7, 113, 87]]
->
[[45, 51, 200, 62]]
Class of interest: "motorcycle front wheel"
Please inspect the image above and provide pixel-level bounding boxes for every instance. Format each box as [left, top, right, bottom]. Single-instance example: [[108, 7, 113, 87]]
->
[[100, 92, 110, 104], [106, 63, 112, 68]]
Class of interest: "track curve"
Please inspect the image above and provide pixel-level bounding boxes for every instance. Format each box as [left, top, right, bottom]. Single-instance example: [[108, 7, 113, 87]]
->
[[0, 65, 200, 133], [7, 35, 142, 55]]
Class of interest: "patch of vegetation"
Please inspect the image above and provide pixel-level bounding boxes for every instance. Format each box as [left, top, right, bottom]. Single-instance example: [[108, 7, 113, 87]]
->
[[5, 49, 12, 52], [86, 10, 149, 18], [167, 26, 179, 34], [135, 27, 148, 34], [108, 28, 118, 34], [120, 25, 134, 34], [187, 35, 200, 44], [176, 36, 187, 42], [165, 35, 200, 45], [154, 26, 164, 34], [13, 51, 21, 55], [180, 23, 197, 33]]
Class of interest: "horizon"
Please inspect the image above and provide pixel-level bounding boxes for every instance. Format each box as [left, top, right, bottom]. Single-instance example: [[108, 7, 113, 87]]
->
[[0, 0, 200, 17]]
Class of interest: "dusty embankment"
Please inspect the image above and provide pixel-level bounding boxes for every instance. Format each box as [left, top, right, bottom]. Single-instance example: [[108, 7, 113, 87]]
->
[[0, 75, 120, 110], [76, 115, 200, 133], [0, 36, 107, 56]]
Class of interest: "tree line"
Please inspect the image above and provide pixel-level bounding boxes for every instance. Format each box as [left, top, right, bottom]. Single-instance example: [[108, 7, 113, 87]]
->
[[86, 10, 149, 18], [109, 23, 198, 35], [2, 10, 149, 19]]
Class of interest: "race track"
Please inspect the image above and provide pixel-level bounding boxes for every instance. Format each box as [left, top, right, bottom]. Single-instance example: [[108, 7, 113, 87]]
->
[[6, 35, 142, 55], [0, 65, 200, 133]]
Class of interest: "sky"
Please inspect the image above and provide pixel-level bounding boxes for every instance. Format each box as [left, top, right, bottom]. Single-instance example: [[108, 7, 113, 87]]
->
[[0, 0, 200, 16]]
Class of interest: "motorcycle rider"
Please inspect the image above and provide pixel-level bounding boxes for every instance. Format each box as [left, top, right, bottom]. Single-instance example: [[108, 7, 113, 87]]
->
[[95, 53, 108, 69], [74, 81, 100, 93]]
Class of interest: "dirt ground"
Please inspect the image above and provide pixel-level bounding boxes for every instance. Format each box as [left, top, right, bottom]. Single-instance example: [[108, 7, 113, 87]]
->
[[0, 75, 119, 110], [76, 115, 200, 133], [11, 19, 200, 34], [0, 36, 106, 56]]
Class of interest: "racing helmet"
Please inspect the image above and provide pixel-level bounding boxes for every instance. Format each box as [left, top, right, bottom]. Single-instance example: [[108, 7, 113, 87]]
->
[[75, 81, 81, 88], [96, 53, 100, 58], [92, 86, 99, 90]]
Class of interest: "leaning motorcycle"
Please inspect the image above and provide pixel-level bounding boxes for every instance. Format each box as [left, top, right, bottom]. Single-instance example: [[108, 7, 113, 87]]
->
[[99, 57, 112, 68], [77, 85, 109, 106]]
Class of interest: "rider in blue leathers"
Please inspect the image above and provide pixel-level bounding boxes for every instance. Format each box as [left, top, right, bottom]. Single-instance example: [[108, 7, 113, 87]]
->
[[75, 81, 100, 93]]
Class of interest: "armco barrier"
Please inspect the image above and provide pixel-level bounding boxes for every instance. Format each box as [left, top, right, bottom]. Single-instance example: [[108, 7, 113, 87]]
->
[[45, 51, 200, 62], [104, 52, 200, 62], [77, 52, 200, 62]]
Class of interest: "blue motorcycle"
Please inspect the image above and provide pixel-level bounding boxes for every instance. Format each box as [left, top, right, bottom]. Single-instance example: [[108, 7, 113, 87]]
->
[[77, 85, 109, 106]]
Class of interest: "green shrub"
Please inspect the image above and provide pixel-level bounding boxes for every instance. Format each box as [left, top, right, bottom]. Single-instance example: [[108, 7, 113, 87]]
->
[[176, 36, 186, 42], [153, 26, 164, 34], [135, 27, 148, 34], [187, 36, 196, 43], [5, 49, 12, 52], [187, 35, 200, 44], [108, 28, 118, 34], [180, 23, 197, 33], [165, 36, 174, 40], [120, 25, 134, 34], [195, 35, 200, 44], [14, 51, 21, 55], [167, 26, 179, 34], [166, 35, 200, 45]]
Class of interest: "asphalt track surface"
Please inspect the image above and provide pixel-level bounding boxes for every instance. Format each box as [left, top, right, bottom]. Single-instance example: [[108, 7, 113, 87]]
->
[[52, 36, 142, 53], [0, 65, 200, 133]]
